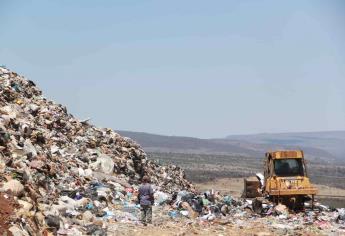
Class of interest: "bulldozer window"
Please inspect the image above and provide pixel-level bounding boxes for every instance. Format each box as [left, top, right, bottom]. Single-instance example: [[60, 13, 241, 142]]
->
[[274, 159, 304, 177]]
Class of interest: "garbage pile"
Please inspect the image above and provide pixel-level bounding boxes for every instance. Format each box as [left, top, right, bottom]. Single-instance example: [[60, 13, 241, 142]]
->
[[0, 66, 193, 235], [159, 190, 345, 235], [1, 66, 344, 235]]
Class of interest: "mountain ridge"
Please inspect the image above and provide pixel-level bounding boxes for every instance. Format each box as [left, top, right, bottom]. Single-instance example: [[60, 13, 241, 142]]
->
[[117, 130, 344, 163]]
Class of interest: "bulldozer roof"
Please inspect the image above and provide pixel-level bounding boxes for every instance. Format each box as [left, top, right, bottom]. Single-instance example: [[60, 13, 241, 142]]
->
[[266, 150, 304, 159]]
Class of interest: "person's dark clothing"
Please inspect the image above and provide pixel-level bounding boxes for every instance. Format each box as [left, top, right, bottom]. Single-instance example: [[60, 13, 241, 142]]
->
[[138, 183, 154, 224], [138, 183, 154, 206]]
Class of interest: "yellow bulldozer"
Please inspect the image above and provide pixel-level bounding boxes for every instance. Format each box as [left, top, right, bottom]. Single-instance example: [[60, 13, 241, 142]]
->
[[244, 150, 318, 210]]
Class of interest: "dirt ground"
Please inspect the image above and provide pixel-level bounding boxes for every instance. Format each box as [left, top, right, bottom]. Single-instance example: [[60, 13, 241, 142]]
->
[[195, 178, 244, 197], [107, 216, 336, 236], [0, 193, 16, 236], [110, 222, 276, 236]]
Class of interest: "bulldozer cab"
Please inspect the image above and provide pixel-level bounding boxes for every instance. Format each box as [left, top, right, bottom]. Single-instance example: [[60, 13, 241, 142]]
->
[[264, 151, 306, 179], [263, 150, 317, 198], [273, 158, 304, 177]]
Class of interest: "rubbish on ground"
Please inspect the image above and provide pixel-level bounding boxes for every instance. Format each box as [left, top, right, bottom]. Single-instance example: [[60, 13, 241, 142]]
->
[[0, 67, 344, 235]]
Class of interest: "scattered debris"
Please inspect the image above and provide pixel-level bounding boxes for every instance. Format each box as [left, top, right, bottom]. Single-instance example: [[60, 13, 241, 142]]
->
[[1, 67, 344, 235]]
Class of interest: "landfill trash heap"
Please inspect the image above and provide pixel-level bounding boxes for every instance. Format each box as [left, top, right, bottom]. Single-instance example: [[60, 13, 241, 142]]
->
[[1, 67, 345, 236], [0, 67, 193, 235]]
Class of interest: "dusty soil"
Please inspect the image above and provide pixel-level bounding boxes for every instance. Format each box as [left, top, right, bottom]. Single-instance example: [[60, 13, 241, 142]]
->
[[195, 177, 244, 197], [110, 222, 276, 236], [0, 193, 16, 236], [108, 217, 336, 236]]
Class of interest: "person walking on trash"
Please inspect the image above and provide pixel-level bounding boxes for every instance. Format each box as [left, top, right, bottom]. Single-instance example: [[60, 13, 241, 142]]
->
[[138, 175, 154, 225]]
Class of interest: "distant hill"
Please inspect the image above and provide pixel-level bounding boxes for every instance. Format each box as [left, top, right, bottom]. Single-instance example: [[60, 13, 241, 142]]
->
[[226, 131, 345, 162], [117, 131, 258, 156], [117, 130, 344, 163]]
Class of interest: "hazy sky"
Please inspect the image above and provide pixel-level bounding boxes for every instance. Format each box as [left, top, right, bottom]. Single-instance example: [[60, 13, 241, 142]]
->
[[1, 0, 344, 138]]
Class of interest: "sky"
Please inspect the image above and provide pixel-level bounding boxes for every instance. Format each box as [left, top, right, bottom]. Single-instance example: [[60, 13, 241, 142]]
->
[[1, 0, 345, 138]]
